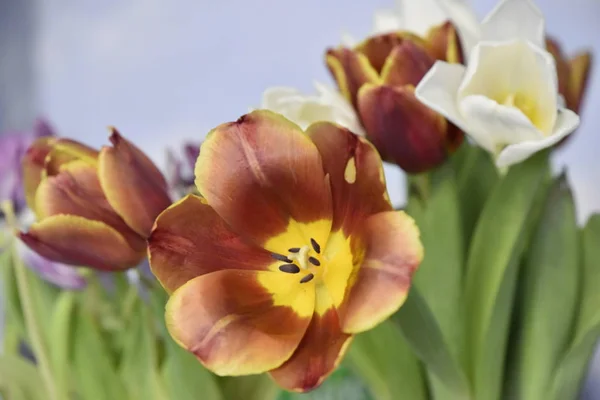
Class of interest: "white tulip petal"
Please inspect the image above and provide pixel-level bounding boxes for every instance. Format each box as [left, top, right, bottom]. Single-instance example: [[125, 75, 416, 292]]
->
[[396, 0, 448, 36], [496, 108, 580, 168], [314, 82, 366, 136], [481, 0, 545, 47], [459, 95, 544, 153], [458, 40, 558, 135], [415, 60, 470, 130], [372, 8, 403, 34]]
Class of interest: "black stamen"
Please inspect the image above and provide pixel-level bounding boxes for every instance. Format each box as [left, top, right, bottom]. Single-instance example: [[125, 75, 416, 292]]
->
[[310, 238, 321, 254], [288, 247, 300, 253], [271, 253, 292, 263], [308, 257, 321, 266], [279, 264, 300, 274], [300, 273, 315, 283]]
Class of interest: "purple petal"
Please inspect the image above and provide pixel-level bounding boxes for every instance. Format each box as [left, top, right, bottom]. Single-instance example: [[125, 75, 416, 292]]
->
[[16, 239, 87, 290]]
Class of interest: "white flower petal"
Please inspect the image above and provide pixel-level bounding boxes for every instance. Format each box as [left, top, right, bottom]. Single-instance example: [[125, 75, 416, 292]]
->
[[441, 0, 481, 46], [372, 8, 402, 34], [459, 94, 544, 153], [496, 108, 580, 167], [481, 0, 545, 47], [397, 0, 448, 36], [415, 60, 470, 130], [458, 40, 558, 135], [260, 84, 364, 135], [314, 82, 365, 136]]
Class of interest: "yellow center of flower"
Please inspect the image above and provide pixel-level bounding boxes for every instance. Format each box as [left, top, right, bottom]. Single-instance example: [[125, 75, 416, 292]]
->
[[258, 222, 355, 318], [501, 92, 546, 134]]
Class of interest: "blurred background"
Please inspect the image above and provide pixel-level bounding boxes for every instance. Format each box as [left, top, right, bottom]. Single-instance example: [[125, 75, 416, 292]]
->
[[1, 0, 599, 397]]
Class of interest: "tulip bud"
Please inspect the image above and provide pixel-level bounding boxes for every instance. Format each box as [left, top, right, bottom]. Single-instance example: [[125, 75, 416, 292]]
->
[[545, 37, 592, 115], [19, 129, 172, 271], [326, 24, 465, 173]]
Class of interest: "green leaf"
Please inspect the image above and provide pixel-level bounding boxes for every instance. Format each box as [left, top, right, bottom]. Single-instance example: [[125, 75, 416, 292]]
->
[[511, 176, 579, 400], [71, 301, 127, 400], [0, 354, 46, 400], [218, 374, 278, 400], [118, 298, 167, 400], [464, 152, 549, 400], [394, 288, 470, 397], [0, 249, 25, 339], [549, 214, 600, 399], [408, 164, 468, 399], [347, 319, 425, 400], [453, 143, 499, 242], [49, 291, 77, 400]]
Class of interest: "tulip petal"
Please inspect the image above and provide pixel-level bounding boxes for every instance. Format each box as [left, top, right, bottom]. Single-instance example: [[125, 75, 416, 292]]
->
[[341, 211, 422, 334], [98, 128, 172, 237], [358, 84, 452, 173], [326, 48, 379, 107], [35, 160, 146, 252], [481, 0, 545, 47], [306, 122, 391, 236], [195, 110, 333, 252], [355, 32, 411, 73], [22, 137, 55, 212], [149, 195, 276, 293], [459, 95, 544, 154], [427, 21, 464, 63], [415, 61, 474, 145], [19, 214, 143, 271], [165, 269, 313, 376], [381, 40, 436, 87], [269, 307, 352, 392], [545, 37, 571, 105], [568, 52, 592, 113], [458, 41, 558, 136], [45, 139, 98, 175], [496, 108, 580, 168]]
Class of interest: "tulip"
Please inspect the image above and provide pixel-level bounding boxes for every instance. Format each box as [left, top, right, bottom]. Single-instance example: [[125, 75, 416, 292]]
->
[[545, 37, 592, 115], [415, 0, 581, 168], [326, 24, 465, 173], [260, 83, 365, 135], [19, 129, 172, 271], [148, 110, 423, 392]]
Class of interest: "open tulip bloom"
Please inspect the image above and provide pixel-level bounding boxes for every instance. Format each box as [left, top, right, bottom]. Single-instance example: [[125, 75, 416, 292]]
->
[[415, 0, 581, 168], [148, 110, 422, 392]]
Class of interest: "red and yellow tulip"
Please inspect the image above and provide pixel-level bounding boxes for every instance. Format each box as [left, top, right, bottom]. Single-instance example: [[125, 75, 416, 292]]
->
[[325, 23, 465, 173], [19, 129, 172, 271], [148, 110, 423, 392], [545, 37, 592, 115]]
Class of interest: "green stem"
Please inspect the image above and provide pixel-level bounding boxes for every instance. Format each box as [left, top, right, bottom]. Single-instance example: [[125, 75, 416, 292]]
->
[[2, 201, 57, 400]]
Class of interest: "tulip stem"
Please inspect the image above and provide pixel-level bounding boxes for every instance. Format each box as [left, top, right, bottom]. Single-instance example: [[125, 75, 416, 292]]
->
[[1, 201, 58, 400]]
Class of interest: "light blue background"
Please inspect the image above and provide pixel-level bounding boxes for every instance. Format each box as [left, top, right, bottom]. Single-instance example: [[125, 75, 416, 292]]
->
[[1, 0, 599, 397]]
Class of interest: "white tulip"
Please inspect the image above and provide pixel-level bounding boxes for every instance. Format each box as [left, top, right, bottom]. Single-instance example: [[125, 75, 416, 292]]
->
[[415, 0, 580, 168], [260, 82, 365, 135]]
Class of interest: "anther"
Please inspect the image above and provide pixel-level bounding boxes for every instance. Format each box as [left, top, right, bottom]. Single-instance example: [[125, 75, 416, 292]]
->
[[310, 238, 321, 254], [300, 273, 315, 284], [288, 248, 300, 253], [271, 253, 293, 263], [279, 264, 300, 274], [308, 257, 320, 266]]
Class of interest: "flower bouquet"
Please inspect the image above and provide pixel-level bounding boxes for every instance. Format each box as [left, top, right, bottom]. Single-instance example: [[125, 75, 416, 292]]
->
[[0, 0, 597, 399]]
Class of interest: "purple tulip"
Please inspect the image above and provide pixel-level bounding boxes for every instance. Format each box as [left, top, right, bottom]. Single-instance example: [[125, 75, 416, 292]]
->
[[165, 141, 200, 198]]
